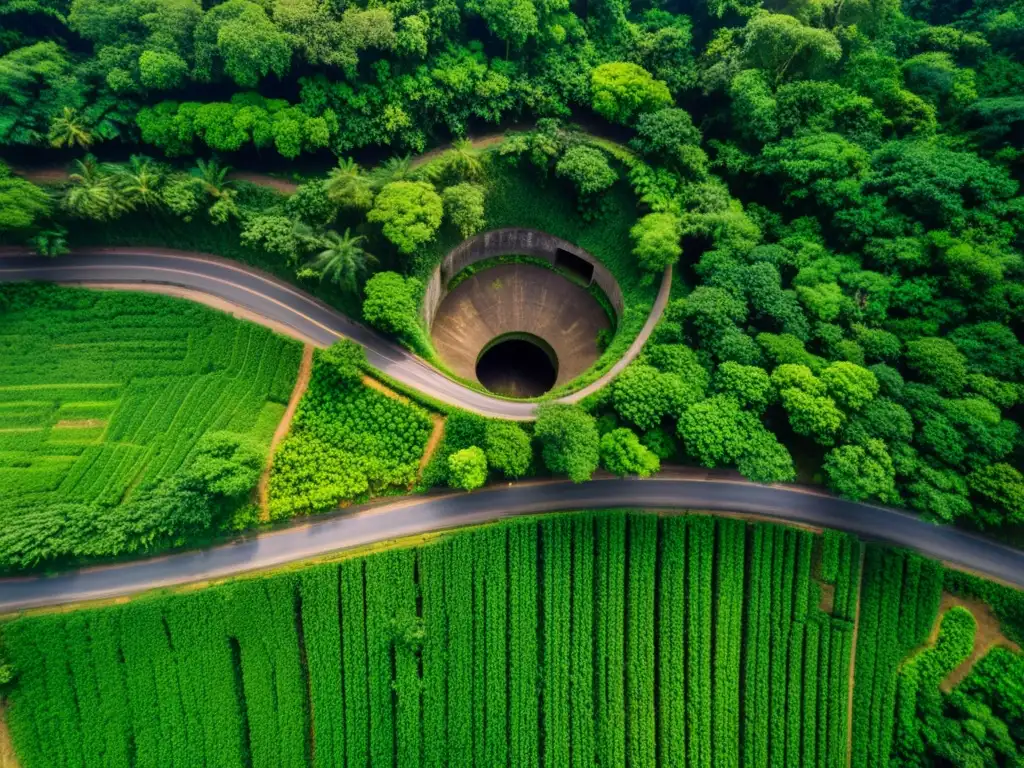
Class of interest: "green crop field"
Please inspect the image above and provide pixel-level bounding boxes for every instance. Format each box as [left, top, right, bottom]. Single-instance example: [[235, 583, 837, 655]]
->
[[0, 284, 301, 568], [3, 510, 866, 768]]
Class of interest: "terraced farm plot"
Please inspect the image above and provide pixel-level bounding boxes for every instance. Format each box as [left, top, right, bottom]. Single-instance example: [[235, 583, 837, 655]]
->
[[3, 510, 862, 768], [0, 285, 301, 565]]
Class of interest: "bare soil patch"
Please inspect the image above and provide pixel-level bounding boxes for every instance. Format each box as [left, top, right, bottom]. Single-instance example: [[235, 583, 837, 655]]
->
[[361, 374, 412, 404], [226, 171, 299, 194], [0, 702, 20, 768], [818, 581, 836, 614], [54, 419, 105, 429], [259, 345, 314, 521], [417, 416, 446, 483]]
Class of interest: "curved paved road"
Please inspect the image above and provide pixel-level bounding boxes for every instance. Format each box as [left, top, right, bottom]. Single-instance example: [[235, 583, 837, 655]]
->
[[1, 475, 1022, 612], [0, 248, 670, 420]]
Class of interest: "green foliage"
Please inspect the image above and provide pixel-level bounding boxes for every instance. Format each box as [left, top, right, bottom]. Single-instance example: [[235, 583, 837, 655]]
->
[[823, 439, 898, 503], [713, 361, 774, 413], [442, 182, 487, 238], [599, 428, 660, 477], [780, 387, 845, 445], [0, 163, 51, 232], [535, 404, 599, 483], [590, 62, 672, 124], [630, 212, 682, 274], [298, 228, 377, 294], [820, 361, 879, 411], [555, 145, 618, 196], [182, 431, 264, 498], [3, 512, 877, 768], [676, 394, 792, 482], [320, 339, 366, 385], [367, 180, 443, 254], [448, 446, 488, 490], [362, 271, 422, 342], [268, 359, 432, 518], [630, 107, 706, 176], [906, 337, 969, 395], [0, 285, 301, 569], [483, 421, 532, 479]]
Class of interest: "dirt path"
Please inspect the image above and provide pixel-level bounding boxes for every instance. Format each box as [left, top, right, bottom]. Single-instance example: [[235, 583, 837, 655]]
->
[[258, 345, 314, 521], [10, 164, 300, 194], [417, 416, 446, 482], [932, 592, 1021, 692], [410, 129, 523, 169], [846, 542, 866, 768], [226, 171, 298, 194], [0, 703, 19, 768], [10, 129, 520, 192], [362, 374, 412, 404]]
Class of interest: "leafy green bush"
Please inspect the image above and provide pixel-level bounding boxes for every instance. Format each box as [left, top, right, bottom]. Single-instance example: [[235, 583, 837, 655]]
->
[[268, 357, 432, 518]]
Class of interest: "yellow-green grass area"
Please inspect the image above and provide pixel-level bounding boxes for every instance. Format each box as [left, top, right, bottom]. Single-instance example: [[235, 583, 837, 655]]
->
[[0, 285, 301, 554]]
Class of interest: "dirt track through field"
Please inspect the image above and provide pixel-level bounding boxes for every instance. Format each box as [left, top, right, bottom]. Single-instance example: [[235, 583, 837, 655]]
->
[[934, 592, 1021, 692], [258, 345, 314, 520], [0, 704, 19, 768], [846, 542, 866, 768]]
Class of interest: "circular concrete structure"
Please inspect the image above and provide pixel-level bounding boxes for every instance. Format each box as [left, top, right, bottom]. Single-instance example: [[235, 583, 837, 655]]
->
[[430, 263, 611, 396]]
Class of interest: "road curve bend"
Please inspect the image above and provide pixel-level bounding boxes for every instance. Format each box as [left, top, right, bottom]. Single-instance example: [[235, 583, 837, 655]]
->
[[1, 476, 1022, 612], [0, 248, 671, 420]]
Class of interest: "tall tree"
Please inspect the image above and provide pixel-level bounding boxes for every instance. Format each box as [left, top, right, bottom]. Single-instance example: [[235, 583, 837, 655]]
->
[[299, 228, 377, 294]]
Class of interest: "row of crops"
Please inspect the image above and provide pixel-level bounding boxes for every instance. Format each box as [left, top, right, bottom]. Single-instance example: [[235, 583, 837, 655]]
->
[[0, 285, 301, 567], [849, 547, 945, 768], [3, 510, 862, 768]]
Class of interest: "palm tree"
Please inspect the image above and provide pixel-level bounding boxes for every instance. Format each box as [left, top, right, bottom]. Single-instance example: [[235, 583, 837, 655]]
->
[[302, 228, 377, 294], [114, 155, 166, 210], [191, 157, 239, 223], [61, 155, 123, 220], [48, 108, 94, 150], [191, 157, 236, 200], [325, 157, 374, 209], [446, 138, 484, 181], [368, 154, 413, 190]]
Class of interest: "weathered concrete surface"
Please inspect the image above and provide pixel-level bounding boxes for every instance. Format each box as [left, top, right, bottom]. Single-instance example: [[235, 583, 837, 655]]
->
[[422, 227, 624, 328], [430, 263, 611, 389]]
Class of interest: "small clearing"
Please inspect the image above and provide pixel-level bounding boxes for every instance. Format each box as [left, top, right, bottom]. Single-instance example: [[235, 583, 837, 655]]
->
[[258, 345, 314, 521], [818, 581, 836, 614], [933, 592, 1021, 692]]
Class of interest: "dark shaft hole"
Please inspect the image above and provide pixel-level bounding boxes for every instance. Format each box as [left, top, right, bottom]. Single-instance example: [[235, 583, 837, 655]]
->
[[476, 338, 557, 398]]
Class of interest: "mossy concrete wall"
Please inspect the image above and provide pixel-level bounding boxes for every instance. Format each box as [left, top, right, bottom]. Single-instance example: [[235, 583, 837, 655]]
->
[[421, 228, 624, 328]]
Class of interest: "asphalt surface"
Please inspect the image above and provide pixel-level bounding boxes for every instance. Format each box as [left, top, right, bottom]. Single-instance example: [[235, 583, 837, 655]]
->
[[1, 475, 1023, 612], [0, 248, 671, 419]]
